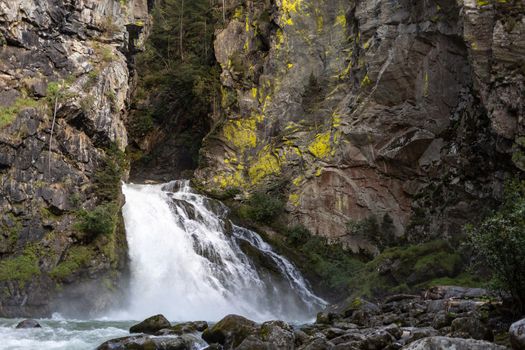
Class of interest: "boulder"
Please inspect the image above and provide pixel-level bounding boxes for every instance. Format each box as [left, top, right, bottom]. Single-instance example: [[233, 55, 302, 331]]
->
[[15, 319, 42, 328], [258, 320, 295, 349], [510, 318, 525, 350], [400, 327, 439, 344], [450, 316, 493, 341], [96, 334, 199, 350], [160, 321, 208, 335], [130, 314, 171, 334], [401, 336, 507, 350], [201, 314, 258, 349], [299, 337, 334, 350]]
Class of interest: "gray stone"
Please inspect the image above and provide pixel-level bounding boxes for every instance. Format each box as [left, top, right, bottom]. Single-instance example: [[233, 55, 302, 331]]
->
[[15, 319, 42, 328], [401, 336, 507, 350], [510, 318, 525, 350]]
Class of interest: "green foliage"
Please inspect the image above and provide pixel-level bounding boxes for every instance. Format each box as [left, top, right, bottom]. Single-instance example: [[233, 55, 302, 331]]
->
[[50, 245, 95, 280], [131, 0, 220, 139], [346, 240, 465, 299], [467, 179, 525, 313], [241, 192, 285, 224], [46, 80, 76, 110], [280, 226, 364, 296], [75, 203, 118, 239], [346, 214, 397, 250], [94, 145, 128, 203], [0, 97, 42, 129], [130, 110, 154, 136], [0, 246, 40, 282]]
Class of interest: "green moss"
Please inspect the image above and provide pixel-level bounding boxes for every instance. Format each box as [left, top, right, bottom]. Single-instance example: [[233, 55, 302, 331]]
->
[[347, 240, 470, 299], [272, 226, 365, 297], [0, 97, 42, 129], [425, 272, 485, 288], [50, 245, 95, 280], [414, 251, 461, 275], [94, 144, 128, 203], [0, 246, 40, 282], [1, 213, 22, 249]]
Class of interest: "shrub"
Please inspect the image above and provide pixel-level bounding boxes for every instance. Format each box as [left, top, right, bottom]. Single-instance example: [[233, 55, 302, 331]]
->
[[346, 214, 397, 250], [244, 192, 285, 224], [0, 246, 40, 282], [94, 145, 127, 202], [280, 226, 364, 296], [130, 110, 154, 137], [467, 180, 525, 313], [75, 203, 118, 239]]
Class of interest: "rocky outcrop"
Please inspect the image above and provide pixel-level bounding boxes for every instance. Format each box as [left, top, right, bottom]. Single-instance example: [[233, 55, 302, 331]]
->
[[0, 0, 149, 317], [197, 286, 512, 350], [194, 0, 524, 252]]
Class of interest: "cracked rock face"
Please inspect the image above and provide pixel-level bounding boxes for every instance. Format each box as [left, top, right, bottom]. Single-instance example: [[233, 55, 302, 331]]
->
[[0, 0, 148, 317], [194, 0, 524, 252]]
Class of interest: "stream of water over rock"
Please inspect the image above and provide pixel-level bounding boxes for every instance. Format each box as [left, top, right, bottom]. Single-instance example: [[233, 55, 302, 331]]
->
[[116, 180, 325, 322], [1, 181, 325, 349]]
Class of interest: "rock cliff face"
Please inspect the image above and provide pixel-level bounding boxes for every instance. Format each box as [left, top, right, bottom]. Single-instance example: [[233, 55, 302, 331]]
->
[[0, 0, 149, 317], [194, 0, 524, 252]]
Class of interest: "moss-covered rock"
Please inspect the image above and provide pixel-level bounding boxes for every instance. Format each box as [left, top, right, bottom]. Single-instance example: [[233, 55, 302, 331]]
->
[[201, 314, 258, 349], [130, 314, 171, 335]]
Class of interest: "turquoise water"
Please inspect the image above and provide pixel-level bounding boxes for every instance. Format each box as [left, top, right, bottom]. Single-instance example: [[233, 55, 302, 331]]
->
[[0, 317, 133, 350]]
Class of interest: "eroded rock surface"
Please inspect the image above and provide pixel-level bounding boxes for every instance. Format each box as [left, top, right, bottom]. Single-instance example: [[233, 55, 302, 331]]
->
[[0, 0, 149, 317], [194, 0, 525, 253]]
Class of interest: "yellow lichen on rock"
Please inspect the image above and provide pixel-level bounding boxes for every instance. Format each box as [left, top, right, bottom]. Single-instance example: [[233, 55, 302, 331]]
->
[[335, 14, 346, 28], [248, 148, 282, 184], [289, 193, 301, 206], [223, 118, 258, 151], [308, 132, 332, 158], [280, 0, 303, 26]]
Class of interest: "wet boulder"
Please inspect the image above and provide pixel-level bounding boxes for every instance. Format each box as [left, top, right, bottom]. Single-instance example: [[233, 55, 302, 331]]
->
[[201, 314, 258, 349], [158, 321, 209, 335], [130, 314, 171, 334], [15, 319, 42, 328], [510, 318, 525, 350], [96, 334, 199, 350], [401, 336, 507, 350]]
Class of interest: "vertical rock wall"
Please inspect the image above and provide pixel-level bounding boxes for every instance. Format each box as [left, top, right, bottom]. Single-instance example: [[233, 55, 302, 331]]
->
[[0, 0, 149, 317], [194, 0, 524, 252]]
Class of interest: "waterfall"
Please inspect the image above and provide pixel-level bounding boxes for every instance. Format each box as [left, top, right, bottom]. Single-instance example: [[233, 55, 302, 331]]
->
[[118, 181, 326, 322]]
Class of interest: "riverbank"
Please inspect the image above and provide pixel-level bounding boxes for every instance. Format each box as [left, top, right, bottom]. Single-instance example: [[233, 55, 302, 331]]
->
[[94, 286, 519, 350]]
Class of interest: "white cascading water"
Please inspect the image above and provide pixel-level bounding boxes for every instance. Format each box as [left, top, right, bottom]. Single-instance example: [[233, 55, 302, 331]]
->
[[118, 181, 326, 322]]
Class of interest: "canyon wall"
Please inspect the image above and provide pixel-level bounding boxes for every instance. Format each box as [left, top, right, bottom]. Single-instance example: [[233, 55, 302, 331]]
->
[[0, 0, 149, 317], [194, 0, 524, 253]]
